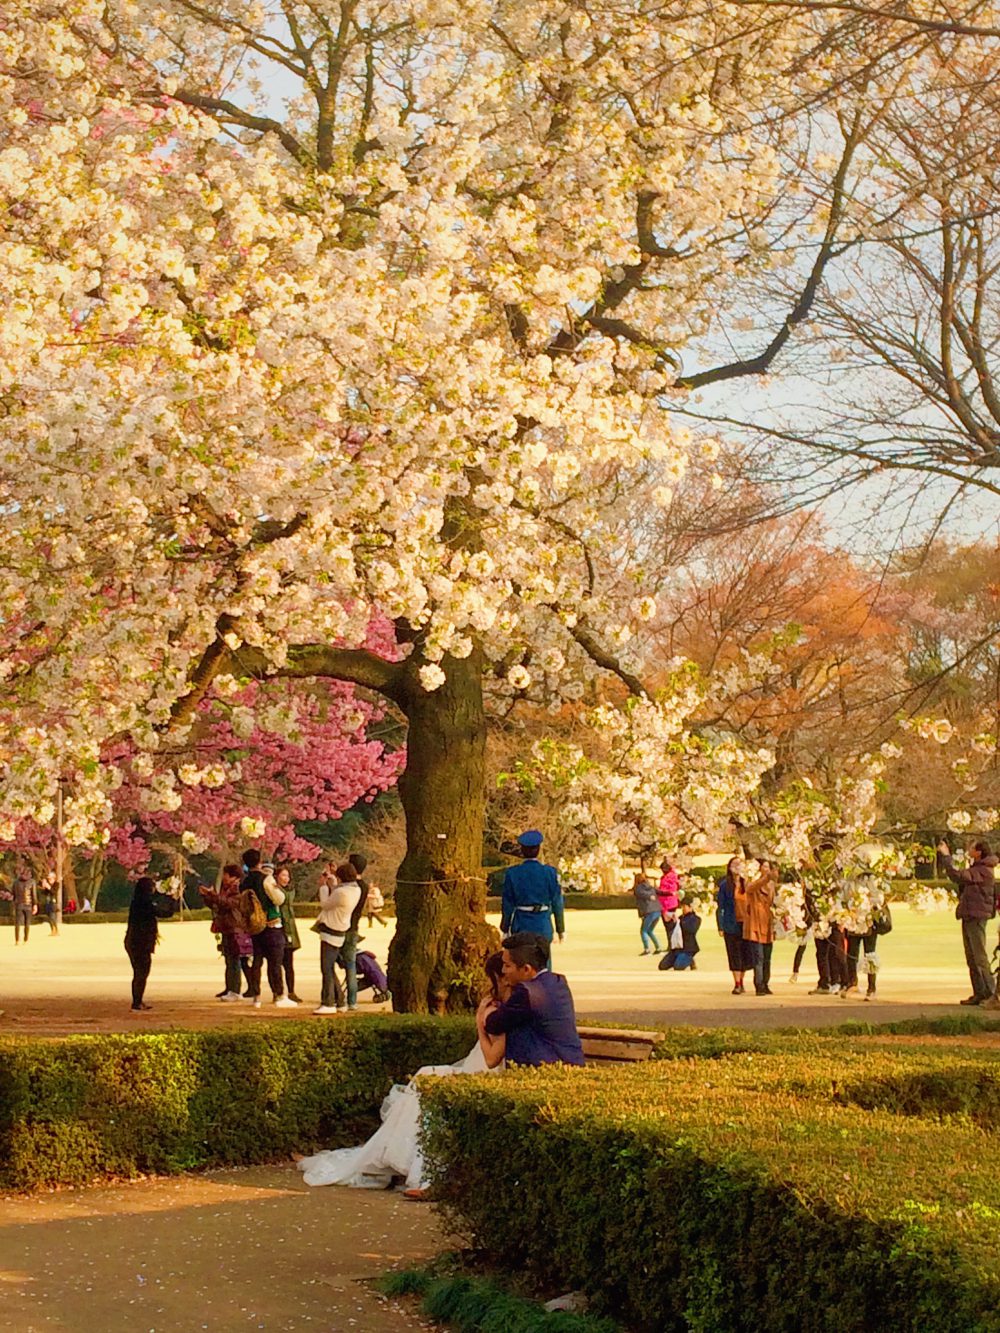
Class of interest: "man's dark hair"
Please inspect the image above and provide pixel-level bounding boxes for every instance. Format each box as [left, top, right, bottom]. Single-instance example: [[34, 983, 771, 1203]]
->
[[223, 863, 241, 879], [973, 841, 993, 858], [520, 845, 540, 860], [135, 875, 155, 895], [335, 863, 357, 883], [242, 848, 261, 868], [502, 931, 550, 972], [349, 851, 368, 874]]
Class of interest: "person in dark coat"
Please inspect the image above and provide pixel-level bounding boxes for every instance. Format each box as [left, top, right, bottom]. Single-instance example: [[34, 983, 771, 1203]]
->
[[716, 857, 749, 994], [484, 932, 585, 1066], [337, 851, 371, 1011], [938, 839, 1000, 1005], [200, 863, 248, 1001], [501, 831, 565, 943], [275, 865, 303, 1003], [658, 900, 701, 971], [124, 875, 177, 1011], [12, 867, 37, 944]]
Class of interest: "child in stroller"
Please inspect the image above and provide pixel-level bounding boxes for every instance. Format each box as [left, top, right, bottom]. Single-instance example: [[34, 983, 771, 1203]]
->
[[356, 950, 391, 1004]]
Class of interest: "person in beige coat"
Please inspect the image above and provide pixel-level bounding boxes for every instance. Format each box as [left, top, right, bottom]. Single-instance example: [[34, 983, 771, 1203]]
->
[[738, 860, 778, 996]]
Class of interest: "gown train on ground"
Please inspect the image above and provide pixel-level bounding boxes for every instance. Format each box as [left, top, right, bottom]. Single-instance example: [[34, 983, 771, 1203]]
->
[[297, 1044, 490, 1191]]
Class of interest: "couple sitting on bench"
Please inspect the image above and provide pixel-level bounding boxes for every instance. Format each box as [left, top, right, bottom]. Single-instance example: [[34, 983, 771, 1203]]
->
[[298, 932, 584, 1196]]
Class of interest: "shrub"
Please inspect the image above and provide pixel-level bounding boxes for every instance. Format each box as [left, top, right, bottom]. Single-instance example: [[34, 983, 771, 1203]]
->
[[379, 1268, 620, 1332], [839, 1064, 1000, 1130], [0, 1015, 473, 1191], [421, 1038, 1000, 1333]]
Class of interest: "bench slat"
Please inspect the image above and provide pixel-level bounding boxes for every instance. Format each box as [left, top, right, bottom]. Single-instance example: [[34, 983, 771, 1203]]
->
[[582, 1039, 657, 1062], [576, 1026, 663, 1045]]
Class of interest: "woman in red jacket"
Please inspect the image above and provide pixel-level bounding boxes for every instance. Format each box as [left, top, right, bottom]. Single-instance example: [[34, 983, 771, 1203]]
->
[[657, 858, 680, 930]]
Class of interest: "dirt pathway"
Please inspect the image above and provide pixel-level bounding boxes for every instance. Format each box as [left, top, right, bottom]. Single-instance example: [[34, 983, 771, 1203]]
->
[[0, 1165, 444, 1332]]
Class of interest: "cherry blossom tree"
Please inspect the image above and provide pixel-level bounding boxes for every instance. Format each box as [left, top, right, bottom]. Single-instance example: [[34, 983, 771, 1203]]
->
[[0, 676, 401, 906], [107, 675, 403, 862], [0, 1, 973, 1008]]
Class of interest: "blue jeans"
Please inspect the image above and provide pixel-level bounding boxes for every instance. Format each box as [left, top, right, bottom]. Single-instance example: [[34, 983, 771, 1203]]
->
[[320, 940, 346, 1009], [639, 911, 662, 952], [339, 932, 358, 1008]]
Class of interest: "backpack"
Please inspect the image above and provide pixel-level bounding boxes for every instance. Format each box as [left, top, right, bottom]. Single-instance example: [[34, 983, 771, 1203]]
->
[[240, 888, 267, 936]]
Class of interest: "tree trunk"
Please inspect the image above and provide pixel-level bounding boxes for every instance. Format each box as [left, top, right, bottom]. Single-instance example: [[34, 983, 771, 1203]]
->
[[86, 850, 105, 910], [387, 649, 499, 1013]]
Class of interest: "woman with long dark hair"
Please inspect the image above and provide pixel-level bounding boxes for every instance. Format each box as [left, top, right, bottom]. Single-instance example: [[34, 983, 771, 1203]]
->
[[716, 856, 750, 995], [124, 875, 177, 1011]]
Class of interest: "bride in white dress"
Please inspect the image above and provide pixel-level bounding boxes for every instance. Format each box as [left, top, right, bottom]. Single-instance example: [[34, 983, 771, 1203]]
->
[[298, 952, 507, 1193]]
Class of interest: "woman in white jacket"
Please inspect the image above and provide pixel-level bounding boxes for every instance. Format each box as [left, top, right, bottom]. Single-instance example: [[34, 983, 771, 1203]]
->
[[313, 863, 362, 1015]]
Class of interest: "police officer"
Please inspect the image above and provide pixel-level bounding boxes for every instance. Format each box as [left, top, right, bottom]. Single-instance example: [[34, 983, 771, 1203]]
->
[[500, 830, 565, 943]]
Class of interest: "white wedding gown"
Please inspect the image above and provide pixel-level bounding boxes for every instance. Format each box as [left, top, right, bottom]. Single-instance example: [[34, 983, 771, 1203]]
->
[[298, 1043, 492, 1192]]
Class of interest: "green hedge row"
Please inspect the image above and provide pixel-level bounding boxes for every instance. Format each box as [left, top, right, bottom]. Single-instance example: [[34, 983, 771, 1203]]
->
[[0, 1015, 473, 1191], [422, 1030, 1000, 1333]]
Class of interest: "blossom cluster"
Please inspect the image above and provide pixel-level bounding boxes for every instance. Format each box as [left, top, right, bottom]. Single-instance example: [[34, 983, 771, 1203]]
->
[[0, 0, 827, 837]]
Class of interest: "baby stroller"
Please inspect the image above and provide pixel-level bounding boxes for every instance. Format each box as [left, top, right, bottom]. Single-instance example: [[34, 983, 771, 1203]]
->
[[356, 950, 391, 1004]]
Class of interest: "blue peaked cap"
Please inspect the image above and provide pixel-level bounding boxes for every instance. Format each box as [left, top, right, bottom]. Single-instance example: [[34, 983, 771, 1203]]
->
[[518, 829, 544, 848]]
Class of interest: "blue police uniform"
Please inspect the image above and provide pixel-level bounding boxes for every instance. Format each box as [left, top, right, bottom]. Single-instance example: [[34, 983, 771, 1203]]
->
[[501, 858, 565, 942]]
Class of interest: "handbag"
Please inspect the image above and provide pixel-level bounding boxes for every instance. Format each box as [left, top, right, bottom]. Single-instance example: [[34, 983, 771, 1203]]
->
[[669, 921, 684, 951], [872, 904, 893, 936]]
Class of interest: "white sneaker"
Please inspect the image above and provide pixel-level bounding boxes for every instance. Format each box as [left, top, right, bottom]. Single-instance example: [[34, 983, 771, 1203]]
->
[[252, 997, 262, 1009], [219, 991, 243, 1002], [313, 1005, 339, 1015], [788, 974, 798, 983], [829, 984, 841, 995], [273, 996, 297, 1008]]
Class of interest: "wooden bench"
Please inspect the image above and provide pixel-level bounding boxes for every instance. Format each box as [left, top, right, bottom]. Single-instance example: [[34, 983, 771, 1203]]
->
[[578, 1025, 664, 1063]]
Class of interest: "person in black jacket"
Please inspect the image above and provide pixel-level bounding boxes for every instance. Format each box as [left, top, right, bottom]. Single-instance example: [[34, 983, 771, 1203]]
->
[[124, 875, 177, 1011], [938, 839, 1000, 1005], [658, 900, 701, 970], [337, 851, 371, 1011]]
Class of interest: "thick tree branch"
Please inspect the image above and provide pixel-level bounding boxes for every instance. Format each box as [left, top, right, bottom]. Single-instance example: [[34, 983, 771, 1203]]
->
[[679, 112, 864, 390], [268, 643, 405, 698], [168, 614, 240, 730], [169, 631, 405, 733], [568, 624, 650, 697], [721, 0, 1000, 40], [161, 90, 313, 168]]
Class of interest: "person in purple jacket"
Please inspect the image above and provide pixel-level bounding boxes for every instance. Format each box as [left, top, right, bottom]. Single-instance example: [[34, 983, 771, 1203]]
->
[[484, 932, 585, 1067]]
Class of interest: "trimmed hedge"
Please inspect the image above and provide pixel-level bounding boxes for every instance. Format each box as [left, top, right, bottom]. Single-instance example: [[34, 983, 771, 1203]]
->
[[0, 1015, 473, 1191], [422, 1032, 1000, 1333]]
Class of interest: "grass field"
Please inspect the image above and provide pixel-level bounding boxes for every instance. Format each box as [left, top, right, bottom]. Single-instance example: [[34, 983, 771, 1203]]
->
[[0, 900, 989, 1036]]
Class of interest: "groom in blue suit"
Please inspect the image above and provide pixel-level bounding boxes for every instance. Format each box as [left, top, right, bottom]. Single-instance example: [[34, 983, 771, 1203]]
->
[[484, 932, 585, 1067]]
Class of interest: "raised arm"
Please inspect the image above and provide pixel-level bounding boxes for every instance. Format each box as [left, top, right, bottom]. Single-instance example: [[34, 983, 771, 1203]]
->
[[937, 842, 964, 886], [476, 998, 507, 1068], [484, 984, 532, 1036]]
